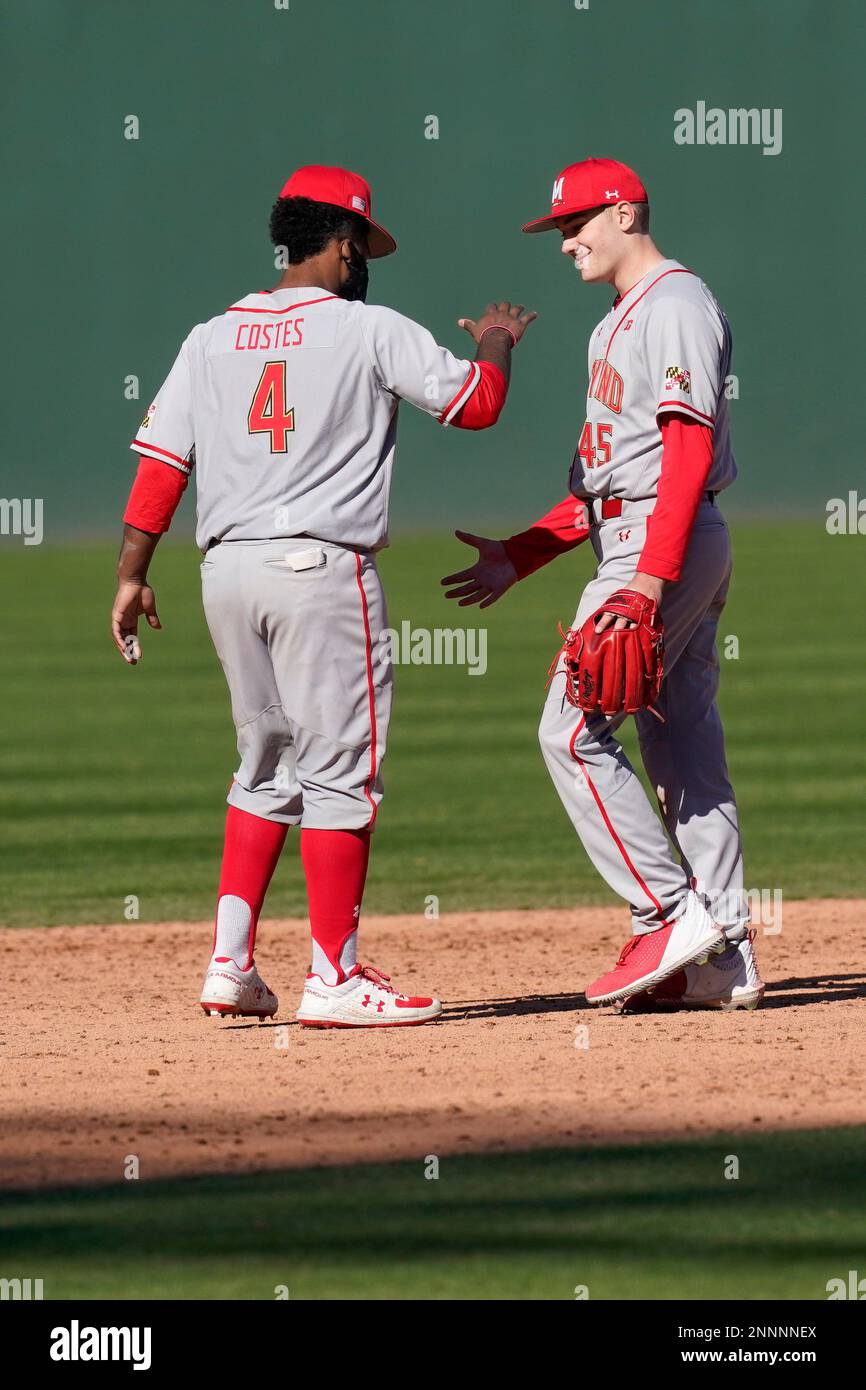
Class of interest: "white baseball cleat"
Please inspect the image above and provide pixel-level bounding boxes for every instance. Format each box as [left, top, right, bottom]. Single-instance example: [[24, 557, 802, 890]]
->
[[199, 958, 278, 1019], [296, 963, 442, 1028], [622, 931, 765, 1012]]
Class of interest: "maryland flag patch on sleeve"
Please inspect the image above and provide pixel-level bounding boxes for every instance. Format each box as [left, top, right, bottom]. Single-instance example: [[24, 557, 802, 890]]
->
[[664, 365, 691, 393]]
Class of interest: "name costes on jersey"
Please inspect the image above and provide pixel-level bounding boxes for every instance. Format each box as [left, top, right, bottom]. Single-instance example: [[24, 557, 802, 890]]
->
[[233, 318, 304, 351]]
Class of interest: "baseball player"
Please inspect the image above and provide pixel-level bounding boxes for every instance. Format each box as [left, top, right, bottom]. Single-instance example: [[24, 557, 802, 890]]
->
[[111, 164, 536, 1027], [443, 158, 764, 1011]]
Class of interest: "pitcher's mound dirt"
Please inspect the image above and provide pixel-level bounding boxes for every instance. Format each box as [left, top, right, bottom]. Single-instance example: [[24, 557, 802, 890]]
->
[[2, 900, 864, 1189]]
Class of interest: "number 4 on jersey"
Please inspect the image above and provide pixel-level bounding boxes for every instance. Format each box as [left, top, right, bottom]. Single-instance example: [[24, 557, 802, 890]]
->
[[248, 361, 295, 453], [578, 420, 612, 470]]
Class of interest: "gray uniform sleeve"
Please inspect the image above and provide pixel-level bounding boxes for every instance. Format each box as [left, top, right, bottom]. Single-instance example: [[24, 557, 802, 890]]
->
[[358, 304, 481, 424], [130, 331, 196, 473], [644, 294, 724, 428]]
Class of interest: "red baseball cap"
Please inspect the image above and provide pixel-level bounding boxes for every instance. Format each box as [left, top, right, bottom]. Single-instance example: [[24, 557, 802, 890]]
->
[[277, 164, 397, 258], [522, 158, 648, 234]]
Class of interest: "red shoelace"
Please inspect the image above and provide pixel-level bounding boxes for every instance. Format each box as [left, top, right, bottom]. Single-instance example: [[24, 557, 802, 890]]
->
[[358, 964, 398, 994], [613, 936, 644, 969]]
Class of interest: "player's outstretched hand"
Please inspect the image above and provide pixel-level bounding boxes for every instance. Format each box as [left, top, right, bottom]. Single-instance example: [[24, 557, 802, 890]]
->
[[457, 301, 537, 346], [111, 579, 162, 664], [441, 530, 519, 608]]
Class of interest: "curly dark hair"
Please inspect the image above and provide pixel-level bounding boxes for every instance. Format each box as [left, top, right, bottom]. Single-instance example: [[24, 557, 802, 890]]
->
[[268, 195, 369, 265]]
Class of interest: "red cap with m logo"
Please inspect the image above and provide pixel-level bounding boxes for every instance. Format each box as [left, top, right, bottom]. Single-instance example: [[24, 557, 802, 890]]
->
[[522, 158, 648, 234]]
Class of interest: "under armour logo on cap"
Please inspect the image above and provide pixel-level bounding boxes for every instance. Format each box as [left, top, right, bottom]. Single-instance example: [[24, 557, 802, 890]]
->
[[604, 188, 620, 198]]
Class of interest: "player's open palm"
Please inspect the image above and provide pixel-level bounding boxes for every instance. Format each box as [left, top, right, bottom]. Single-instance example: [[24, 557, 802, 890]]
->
[[441, 530, 518, 608], [458, 301, 538, 345], [111, 579, 161, 664]]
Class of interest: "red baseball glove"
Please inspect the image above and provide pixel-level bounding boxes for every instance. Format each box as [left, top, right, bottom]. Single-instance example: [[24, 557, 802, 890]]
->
[[559, 588, 664, 716]]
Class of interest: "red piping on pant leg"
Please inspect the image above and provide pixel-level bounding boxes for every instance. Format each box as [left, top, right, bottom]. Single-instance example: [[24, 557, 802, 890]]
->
[[568, 716, 671, 927], [354, 553, 379, 828]]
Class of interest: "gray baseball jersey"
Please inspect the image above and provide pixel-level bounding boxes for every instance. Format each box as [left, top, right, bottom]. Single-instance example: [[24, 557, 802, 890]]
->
[[132, 287, 485, 830], [569, 259, 735, 501], [131, 287, 481, 553]]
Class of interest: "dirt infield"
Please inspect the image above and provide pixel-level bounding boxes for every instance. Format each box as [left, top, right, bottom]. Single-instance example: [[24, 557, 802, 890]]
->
[[2, 900, 864, 1190]]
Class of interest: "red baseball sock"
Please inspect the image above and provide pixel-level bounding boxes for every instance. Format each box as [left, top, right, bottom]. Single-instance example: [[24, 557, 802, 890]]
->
[[300, 827, 370, 985], [212, 806, 288, 970]]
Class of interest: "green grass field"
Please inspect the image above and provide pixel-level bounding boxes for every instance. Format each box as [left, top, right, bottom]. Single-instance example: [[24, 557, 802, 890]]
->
[[1, 522, 864, 927], [2, 1128, 864, 1300]]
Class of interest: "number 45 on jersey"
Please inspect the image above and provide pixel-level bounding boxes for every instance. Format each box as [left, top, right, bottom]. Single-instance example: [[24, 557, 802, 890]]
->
[[248, 361, 295, 453], [577, 421, 612, 470]]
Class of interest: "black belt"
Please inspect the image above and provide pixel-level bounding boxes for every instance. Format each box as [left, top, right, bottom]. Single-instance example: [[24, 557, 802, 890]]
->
[[205, 533, 310, 551]]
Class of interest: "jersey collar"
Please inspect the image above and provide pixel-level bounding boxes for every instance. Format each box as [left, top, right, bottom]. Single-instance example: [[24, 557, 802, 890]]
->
[[612, 258, 682, 309]]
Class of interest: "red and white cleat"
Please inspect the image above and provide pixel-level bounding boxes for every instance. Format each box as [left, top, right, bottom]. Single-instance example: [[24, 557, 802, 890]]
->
[[585, 892, 725, 1006], [295, 963, 442, 1028], [199, 958, 278, 1020], [620, 931, 765, 1013]]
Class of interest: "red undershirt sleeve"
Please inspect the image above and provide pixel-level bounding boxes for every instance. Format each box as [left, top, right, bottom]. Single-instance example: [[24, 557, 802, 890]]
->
[[502, 493, 590, 580], [450, 361, 508, 430], [638, 414, 714, 582], [123, 455, 189, 534]]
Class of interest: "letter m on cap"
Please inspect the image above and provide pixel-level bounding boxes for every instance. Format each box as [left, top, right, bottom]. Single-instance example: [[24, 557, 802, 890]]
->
[[551, 176, 565, 205]]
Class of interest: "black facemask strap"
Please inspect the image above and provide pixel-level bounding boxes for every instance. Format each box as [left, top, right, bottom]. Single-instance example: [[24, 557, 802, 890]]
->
[[340, 242, 369, 302]]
